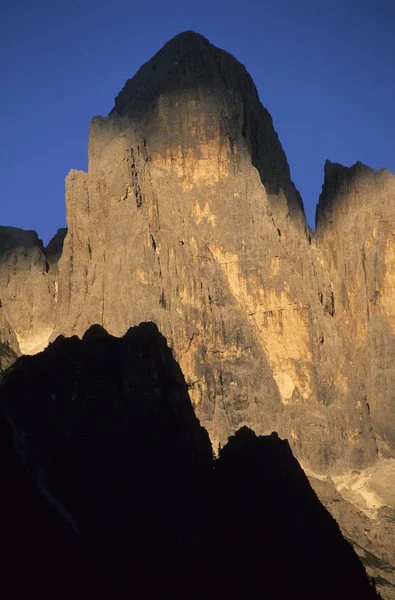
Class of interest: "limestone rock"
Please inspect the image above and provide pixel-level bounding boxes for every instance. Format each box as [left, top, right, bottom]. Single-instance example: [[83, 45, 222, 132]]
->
[[0, 341, 18, 372], [47, 31, 380, 476], [316, 161, 395, 458], [0, 306, 19, 354], [0, 226, 65, 355], [309, 475, 395, 599], [45, 227, 67, 267]]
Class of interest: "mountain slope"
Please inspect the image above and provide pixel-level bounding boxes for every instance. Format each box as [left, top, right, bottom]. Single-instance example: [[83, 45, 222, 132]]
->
[[0, 325, 380, 599]]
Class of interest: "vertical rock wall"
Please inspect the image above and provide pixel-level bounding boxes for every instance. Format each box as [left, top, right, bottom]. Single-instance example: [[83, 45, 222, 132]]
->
[[0, 33, 393, 478]]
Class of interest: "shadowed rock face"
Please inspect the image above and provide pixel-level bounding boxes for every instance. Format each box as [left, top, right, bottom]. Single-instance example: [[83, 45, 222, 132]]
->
[[0, 323, 213, 598], [0, 409, 83, 596], [45, 227, 67, 266], [111, 31, 304, 214], [0, 325, 380, 599], [216, 427, 380, 600], [0, 305, 19, 362], [1, 323, 212, 543], [0, 341, 18, 371]]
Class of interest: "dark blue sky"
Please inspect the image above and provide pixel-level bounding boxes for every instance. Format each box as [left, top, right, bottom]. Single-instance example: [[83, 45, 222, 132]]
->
[[1, 0, 394, 244]]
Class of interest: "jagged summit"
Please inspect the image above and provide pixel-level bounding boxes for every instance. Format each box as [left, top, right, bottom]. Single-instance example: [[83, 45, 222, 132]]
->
[[0, 226, 66, 356], [111, 30, 250, 117], [107, 31, 304, 214], [315, 159, 395, 230], [0, 226, 67, 261], [162, 29, 208, 44], [140, 29, 214, 65], [0, 226, 44, 258]]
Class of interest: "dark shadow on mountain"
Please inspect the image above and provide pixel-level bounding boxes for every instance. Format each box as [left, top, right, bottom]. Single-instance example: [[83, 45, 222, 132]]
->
[[0, 226, 44, 259], [0, 410, 86, 597], [44, 227, 67, 265], [0, 323, 380, 598], [314, 160, 388, 234], [110, 31, 305, 220], [215, 427, 381, 599], [0, 342, 17, 372], [0, 323, 213, 598]]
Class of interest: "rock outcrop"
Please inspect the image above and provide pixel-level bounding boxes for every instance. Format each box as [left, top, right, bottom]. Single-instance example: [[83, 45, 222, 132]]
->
[[315, 160, 395, 458], [47, 31, 381, 476], [309, 475, 395, 598], [0, 226, 66, 357]]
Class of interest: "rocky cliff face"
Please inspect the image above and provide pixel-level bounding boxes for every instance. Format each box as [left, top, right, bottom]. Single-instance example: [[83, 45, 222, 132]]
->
[[41, 30, 386, 476], [54, 31, 318, 464], [315, 161, 395, 458], [0, 227, 66, 356], [0, 31, 394, 569]]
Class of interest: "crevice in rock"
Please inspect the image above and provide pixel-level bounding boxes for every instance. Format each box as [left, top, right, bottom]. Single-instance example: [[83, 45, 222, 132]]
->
[[159, 290, 166, 308], [361, 246, 370, 322]]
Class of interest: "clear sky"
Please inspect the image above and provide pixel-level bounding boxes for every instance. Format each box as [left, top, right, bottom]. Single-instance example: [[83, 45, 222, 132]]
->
[[1, 0, 394, 244]]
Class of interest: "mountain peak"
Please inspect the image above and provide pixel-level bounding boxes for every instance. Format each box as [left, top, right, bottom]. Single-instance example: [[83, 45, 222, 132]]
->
[[110, 31, 246, 118], [315, 159, 395, 230], [107, 31, 303, 215], [162, 29, 210, 48]]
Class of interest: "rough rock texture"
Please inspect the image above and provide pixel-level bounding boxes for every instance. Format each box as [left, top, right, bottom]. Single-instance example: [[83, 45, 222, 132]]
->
[[315, 161, 395, 459], [0, 286, 19, 372], [0, 227, 66, 356], [48, 31, 380, 477], [309, 475, 395, 599], [45, 227, 67, 267], [0, 341, 18, 372], [0, 308, 19, 355], [0, 327, 380, 599], [0, 31, 393, 579]]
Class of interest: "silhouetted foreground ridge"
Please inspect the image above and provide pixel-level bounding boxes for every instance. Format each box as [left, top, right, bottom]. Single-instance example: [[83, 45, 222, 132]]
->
[[0, 323, 380, 598]]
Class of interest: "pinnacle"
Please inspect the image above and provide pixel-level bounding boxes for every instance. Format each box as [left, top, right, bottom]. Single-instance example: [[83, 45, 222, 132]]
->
[[165, 30, 209, 45]]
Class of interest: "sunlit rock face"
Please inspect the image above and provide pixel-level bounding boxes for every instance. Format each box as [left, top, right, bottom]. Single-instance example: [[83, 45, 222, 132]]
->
[[0, 227, 66, 357], [0, 33, 394, 480], [315, 161, 395, 459], [45, 30, 383, 475]]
